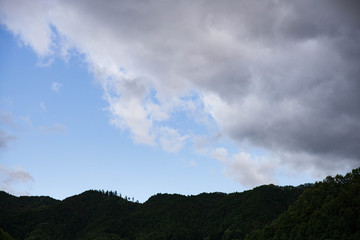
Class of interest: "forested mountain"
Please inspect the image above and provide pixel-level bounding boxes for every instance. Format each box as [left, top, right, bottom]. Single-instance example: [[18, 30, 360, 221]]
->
[[0, 167, 359, 240]]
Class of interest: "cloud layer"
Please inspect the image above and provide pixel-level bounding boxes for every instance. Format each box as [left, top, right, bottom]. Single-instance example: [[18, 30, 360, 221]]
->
[[1, 0, 359, 185]]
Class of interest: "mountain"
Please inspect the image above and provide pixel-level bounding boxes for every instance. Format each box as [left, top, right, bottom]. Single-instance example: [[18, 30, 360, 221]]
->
[[0, 167, 359, 240]]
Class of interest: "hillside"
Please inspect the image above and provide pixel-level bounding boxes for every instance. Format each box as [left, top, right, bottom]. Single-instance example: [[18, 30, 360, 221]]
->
[[0, 185, 304, 240], [1, 168, 359, 240]]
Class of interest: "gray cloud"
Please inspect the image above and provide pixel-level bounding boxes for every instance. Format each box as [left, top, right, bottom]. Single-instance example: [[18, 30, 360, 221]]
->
[[0, 165, 33, 195], [0, 129, 17, 149], [0, 112, 18, 149], [0, 111, 20, 129], [1, 0, 360, 183]]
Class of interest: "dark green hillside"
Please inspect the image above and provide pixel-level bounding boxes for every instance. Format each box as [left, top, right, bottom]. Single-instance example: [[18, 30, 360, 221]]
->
[[0, 191, 59, 240], [50, 190, 140, 239], [0, 185, 305, 240], [0, 190, 138, 240], [9, 167, 360, 240], [0, 191, 58, 213], [4, 165, 358, 240], [7, 166, 360, 240], [246, 168, 360, 240]]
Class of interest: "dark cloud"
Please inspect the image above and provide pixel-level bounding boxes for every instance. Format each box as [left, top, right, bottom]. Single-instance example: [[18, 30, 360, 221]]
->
[[194, 1, 360, 173]]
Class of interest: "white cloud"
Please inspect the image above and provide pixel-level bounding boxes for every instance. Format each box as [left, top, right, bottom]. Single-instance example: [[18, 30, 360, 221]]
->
[[212, 148, 276, 188], [158, 127, 188, 153], [0, 0, 53, 56], [51, 82, 63, 92], [226, 152, 276, 187], [108, 95, 155, 145], [212, 147, 228, 163]]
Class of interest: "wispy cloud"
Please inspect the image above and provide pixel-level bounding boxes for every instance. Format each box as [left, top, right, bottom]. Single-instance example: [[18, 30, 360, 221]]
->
[[0, 111, 19, 149], [40, 102, 46, 111], [188, 160, 197, 167], [0, 165, 33, 196], [40, 123, 67, 134], [0, 111, 17, 128], [20, 116, 33, 128], [51, 82, 63, 92], [0, 129, 17, 149]]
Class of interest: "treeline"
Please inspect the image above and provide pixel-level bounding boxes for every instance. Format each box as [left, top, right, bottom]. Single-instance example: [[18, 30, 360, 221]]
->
[[0, 167, 359, 240], [93, 189, 139, 203], [0, 185, 303, 240]]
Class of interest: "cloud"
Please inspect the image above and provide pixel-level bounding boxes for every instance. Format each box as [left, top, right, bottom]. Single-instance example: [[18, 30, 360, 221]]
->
[[1, 0, 360, 180], [0, 111, 17, 128], [20, 116, 33, 128], [188, 160, 197, 167], [212, 148, 275, 187], [0, 0, 52, 56], [40, 123, 67, 134], [212, 147, 229, 163], [0, 112, 18, 149], [0, 129, 17, 149], [51, 82, 63, 92], [108, 94, 155, 145], [158, 127, 188, 153], [0, 165, 33, 195], [40, 102, 46, 111]]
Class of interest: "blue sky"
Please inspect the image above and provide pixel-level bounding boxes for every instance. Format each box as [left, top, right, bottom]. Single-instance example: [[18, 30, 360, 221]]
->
[[0, 28, 234, 201], [0, 27, 244, 201], [1, 0, 359, 202]]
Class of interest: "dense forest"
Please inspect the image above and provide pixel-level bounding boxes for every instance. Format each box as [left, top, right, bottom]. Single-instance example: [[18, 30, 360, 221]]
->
[[0, 168, 359, 240]]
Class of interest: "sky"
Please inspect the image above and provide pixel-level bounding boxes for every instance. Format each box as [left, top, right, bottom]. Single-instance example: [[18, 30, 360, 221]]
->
[[1, 0, 360, 202]]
